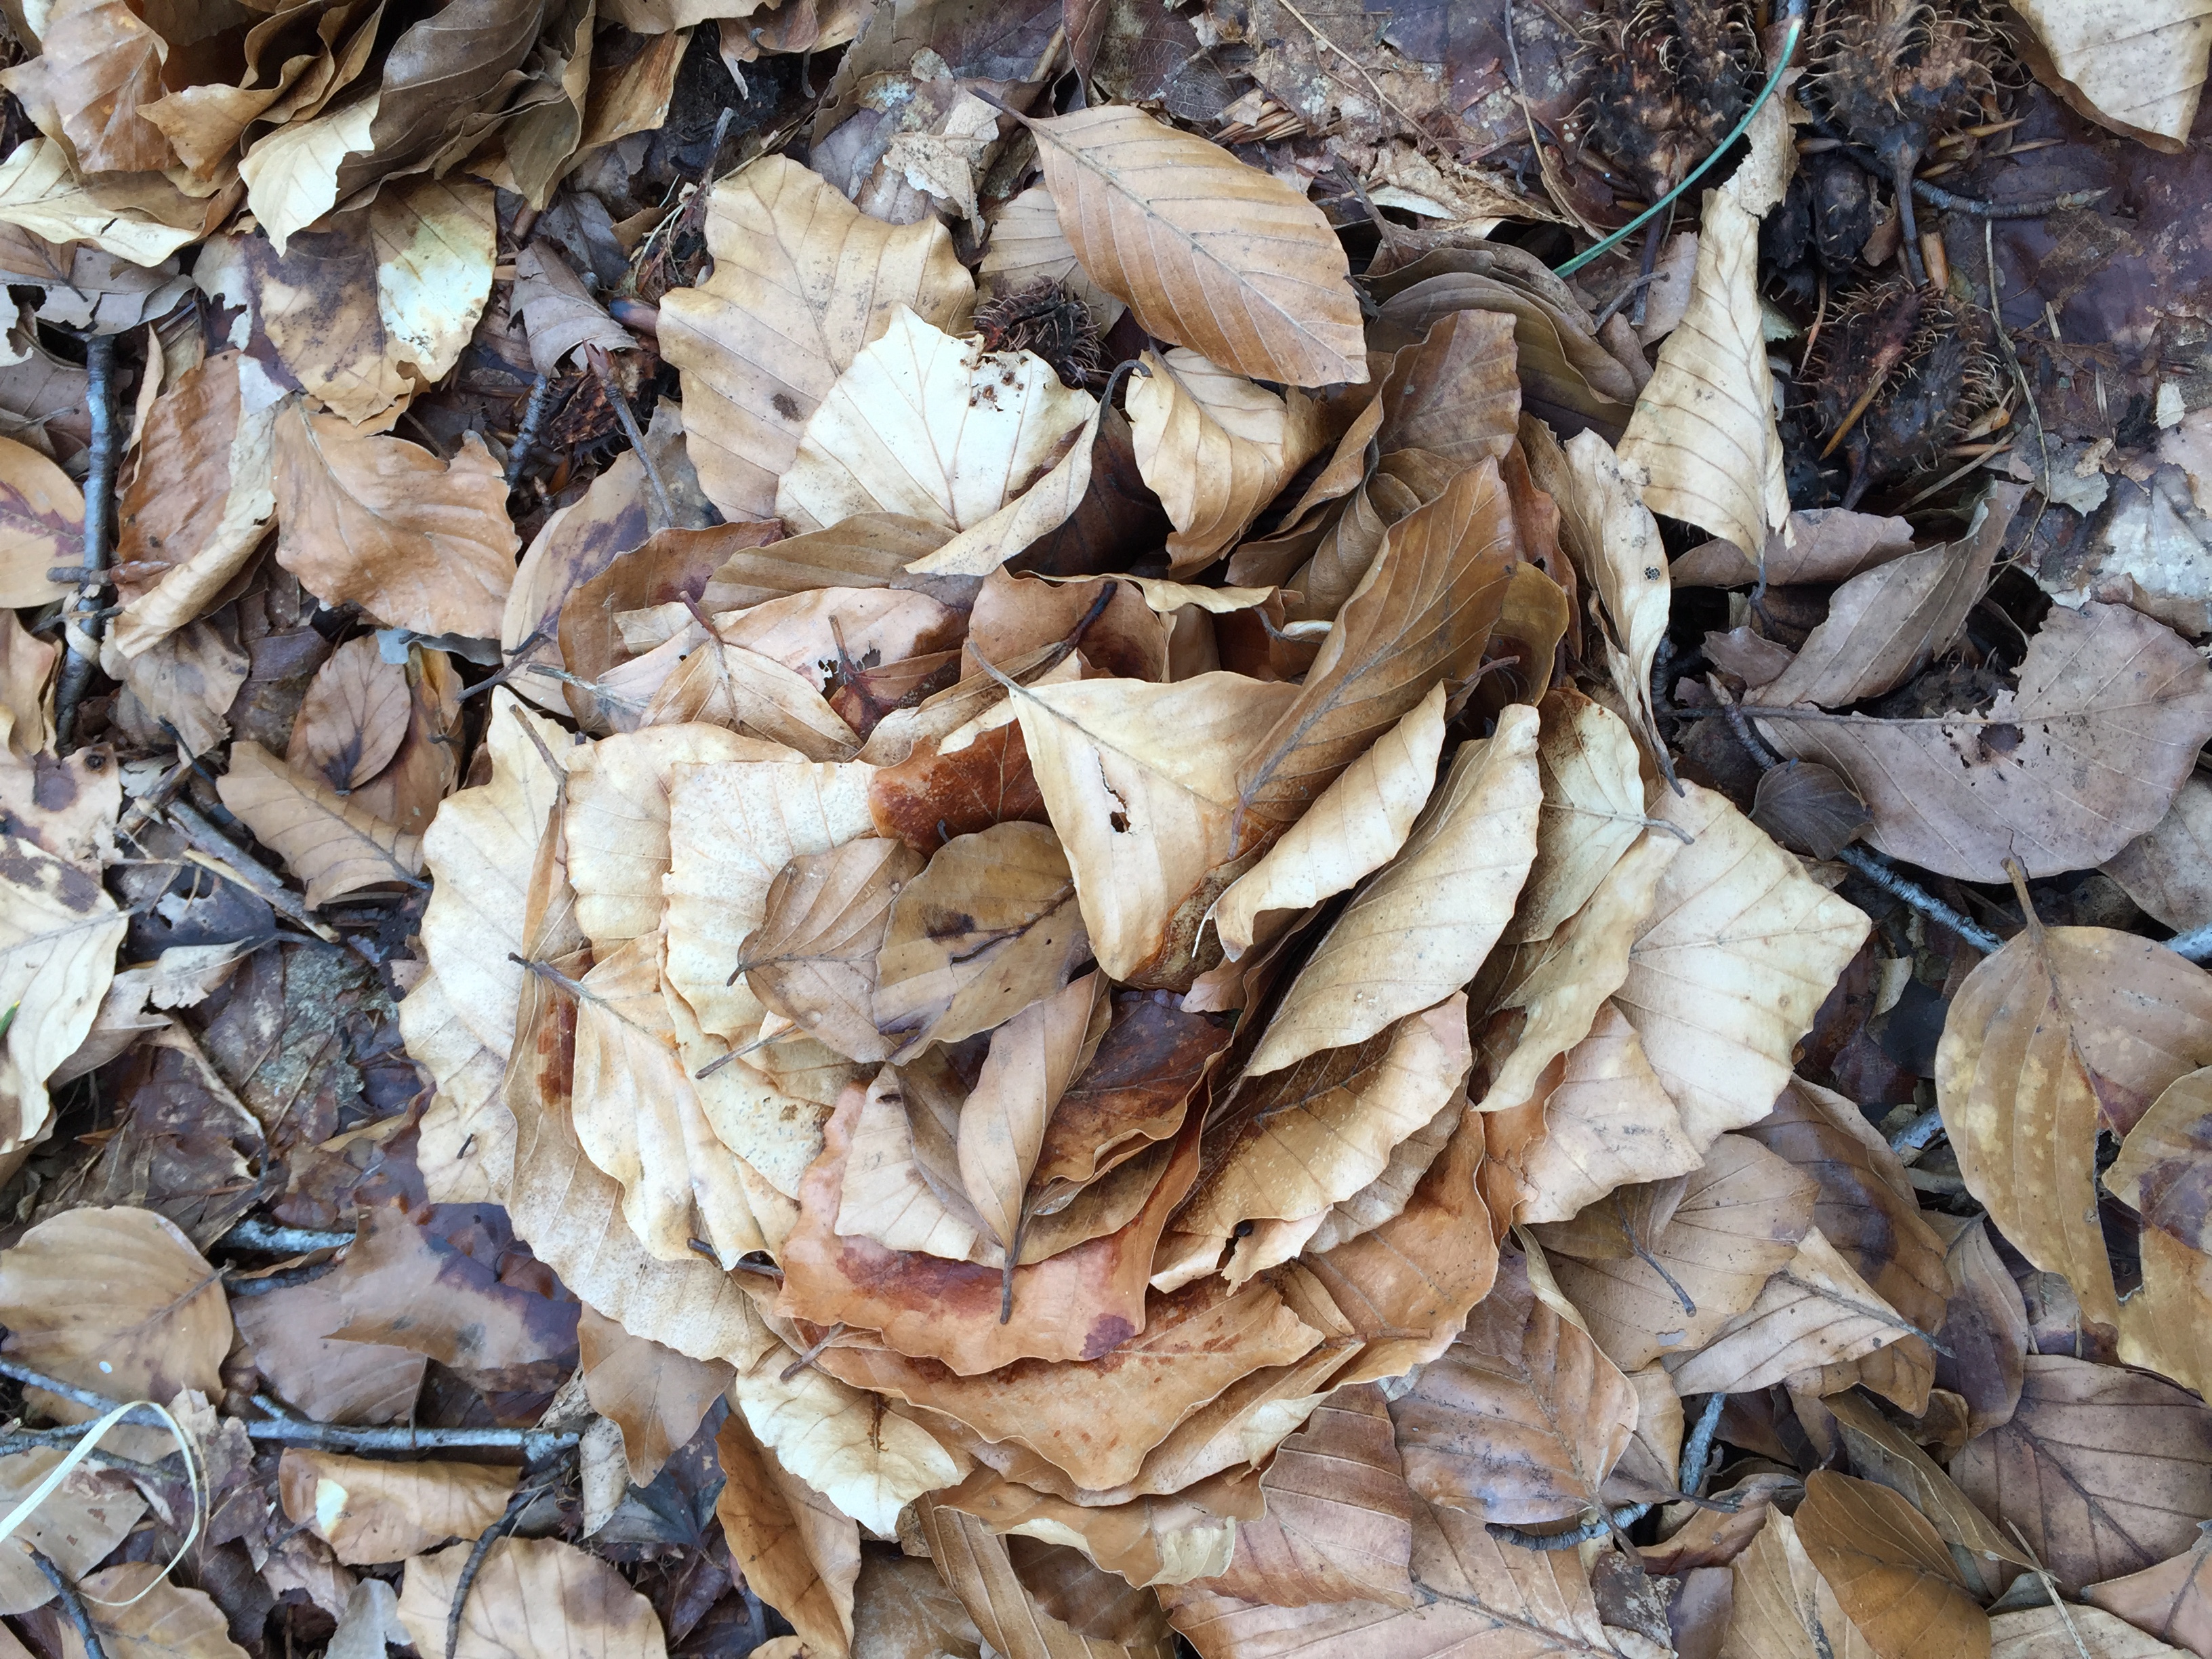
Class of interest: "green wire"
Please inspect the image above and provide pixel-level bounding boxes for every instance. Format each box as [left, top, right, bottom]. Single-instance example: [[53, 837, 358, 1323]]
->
[[1553, 18, 1805, 280]]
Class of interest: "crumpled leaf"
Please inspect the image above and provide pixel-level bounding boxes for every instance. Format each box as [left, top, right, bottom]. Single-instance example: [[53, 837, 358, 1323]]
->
[[216, 740, 423, 907], [2010, 0, 2212, 152], [659, 155, 975, 521], [714, 1410, 860, 1658], [1617, 188, 1789, 563], [1126, 348, 1322, 574]]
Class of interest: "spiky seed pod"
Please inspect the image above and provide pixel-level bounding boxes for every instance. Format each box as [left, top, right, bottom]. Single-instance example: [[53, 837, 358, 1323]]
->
[[1809, 278, 2001, 506], [972, 280, 1103, 391], [1580, 0, 1760, 203], [1812, 0, 1999, 171]]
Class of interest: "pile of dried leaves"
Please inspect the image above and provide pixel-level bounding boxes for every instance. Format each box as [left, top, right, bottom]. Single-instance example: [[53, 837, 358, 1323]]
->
[[8, 1, 2212, 1658]]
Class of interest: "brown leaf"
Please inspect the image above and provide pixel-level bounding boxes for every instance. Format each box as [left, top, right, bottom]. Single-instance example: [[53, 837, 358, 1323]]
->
[[1926, 1214, 2030, 1439], [1750, 761, 1872, 861], [1125, 348, 1323, 573], [2106, 775, 2212, 932], [1938, 926, 2212, 1328], [1793, 1472, 1990, 1659], [659, 156, 974, 520], [309, 1207, 578, 1391], [1672, 509, 1915, 588], [2087, 1531, 2212, 1658], [216, 740, 423, 907], [1993, 1605, 2192, 1659], [56, 1565, 246, 1659], [278, 1450, 515, 1565], [1178, 996, 1471, 1252], [1616, 781, 1871, 1150], [272, 401, 518, 639], [1535, 1133, 1819, 1372], [1009, 1539, 1177, 1647], [778, 1076, 1199, 1372], [1390, 1250, 1639, 1525], [714, 1410, 861, 1658], [873, 821, 1090, 1056], [286, 636, 410, 793], [0, 1449, 142, 1614], [815, 1275, 1324, 1492], [940, 1467, 1258, 1589], [577, 1307, 732, 1488], [1164, 1493, 1618, 1659], [1031, 989, 1233, 1198], [396, 1538, 667, 1659], [836, 1064, 991, 1262], [0, 1205, 228, 1408], [0, 830, 131, 1144], [916, 1498, 1171, 1659], [1748, 485, 2021, 711], [0, 431, 80, 609], [1668, 1228, 1918, 1398], [35, 0, 174, 173], [1008, 671, 1297, 983], [1234, 458, 1519, 826], [1760, 602, 2212, 880], [956, 972, 1108, 1263], [1721, 1510, 1880, 1659], [1024, 105, 1364, 388], [853, 1551, 985, 1659], [1186, 1383, 1414, 1607], [513, 242, 634, 375], [1952, 1354, 2212, 1594], [661, 756, 878, 1044], [1821, 1392, 2028, 1602], [1246, 703, 1538, 1073], [741, 839, 929, 1063]]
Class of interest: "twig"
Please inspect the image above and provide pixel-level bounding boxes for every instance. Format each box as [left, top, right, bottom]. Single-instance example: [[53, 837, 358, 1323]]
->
[[586, 346, 674, 531], [216, 1221, 355, 1254], [2168, 924, 2212, 962], [1890, 1106, 1948, 1157], [1803, 119, 2109, 218], [28, 1545, 108, 1659], [54, 333, 118, 752], [448, 1475, 554, 1659], [1487, 1504, 1650, 1551], [1614, 1193, 1696, 1317], [247, 1397, 579, 1458], [504, 373, 556, 489], [457, 626, 552, 704], [0, 1430, 175, 1481], [777, 1323, 850, 1384], [1680, 1392, 1726, 1497], [164, 802, 347, 947]]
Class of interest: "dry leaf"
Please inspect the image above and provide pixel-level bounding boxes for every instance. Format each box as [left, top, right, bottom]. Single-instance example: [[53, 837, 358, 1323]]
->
[[1821, 1391, 2028, 1602], [1189, 1384, 1414, 1607], [715, 1410, 861, 1658], [1006, 671, 1296, 983], [661, 756, 878, 1044], [287, 636, 410, 792], [938, 1466, 1256, 1589], [1721, 1511, 1879, 1659], [2087, 1532, 2212, 1658], [740, 838, 928, 1063], [1125, 348, 1319, 573], [872, 820, 1090, 1056], [1993, 1606, 2191, 1659], [0, 1205, 228, 1406], [1210, 682, 1446, 963], [0, 831, 130, 1145], [1024, 105, 1364, 388], [2106, 775, 2212, 931], [217, 740, 424, 907], [2009, 1, 2212, 151], [852, 1551, 984, 1659], [1616, 781, 1870, 1150], [1666, 1228, 1917, 1398], [1618, 188, 1789, 563], [777, 308, 1094, 537], [279, 1450, 515, 1564], [1390, 1250, 1639, 1525], [978, 184, 1124, 329], [659, 157, 973, 520], [0, 1449, 143, 1615], [1759, 602, 2212, 880], [1536, 1132, 1819, 1372], [1749, 485, 2020, 711], [956, 972, 1107, 1267], [577, 1305, 733, 1486], [272, 401, 518, 639], [1179, 996, 1471, 1249], [1245, 701, 1538, 1075], [0, 431, 79, 608], [1793, 1471, 1988, 1659], [1937, 925, 2212, 1328], [397, 1538, 668, 1659], [916, 1498, 1170, 1659], [1952, 1354, 2212, 1594], [56, 1565, 247, 1659]]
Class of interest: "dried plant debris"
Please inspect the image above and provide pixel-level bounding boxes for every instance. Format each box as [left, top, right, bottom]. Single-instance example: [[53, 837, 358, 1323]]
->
[[6, 5, 2212, 1659]]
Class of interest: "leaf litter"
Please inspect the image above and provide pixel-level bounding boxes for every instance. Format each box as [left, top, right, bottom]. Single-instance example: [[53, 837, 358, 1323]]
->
[[4, 3, 2212, 1659]]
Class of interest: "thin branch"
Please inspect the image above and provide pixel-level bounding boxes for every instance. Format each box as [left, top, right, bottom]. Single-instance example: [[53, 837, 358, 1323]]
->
[[247, 1397, 580, 1458], [1487, 1504, 1650, 1551], [28, 1545, 108, 1659], [2166, 922, 2212, 963], [217, 1221, 355, 1254], [1680, 1391, 1726, 1497], [54, 333, 117, 752], [504, 373, 556, 489], [586, 346, 674, 531]]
